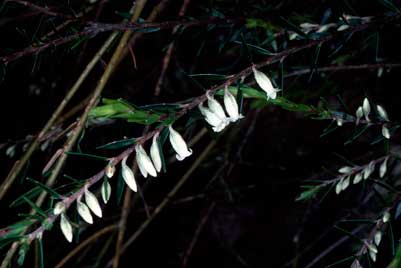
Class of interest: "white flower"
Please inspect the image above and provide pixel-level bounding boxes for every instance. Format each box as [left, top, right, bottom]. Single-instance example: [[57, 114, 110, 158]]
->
[[60, 214, 73, 243], [377, 105, 389, 121], [336, 118, 343, 126], [223, 87, 244, 122], [53, 202, 66, 215], [105, 163, 115, 178], [363, 161, 375, 180], [150, 135, 162, 173], [169, 125, 192, 161], [380, 157, 389, 178], [369, 250, 377, 262], [382, 124, 390, 139], [101, 179, 111, 204], [374, 231, 382, 246], [199, 104, 229, 132], [121, 156, 137, 192], [335, 179, 343, 194], [382, 211, 390, 223], [252, 66, 280, 100], [207, 92, 227, 120], [337, 24, 350, 31], [135, 144, 157, 178], [353, 173, 363, 184], [363, 98, 371, 121], [338, 166, 353, 174], [341, 176, 350, 190], [77, 200, 93, 224], [84, 189, 102, 218], [355, 106, 363, 125]]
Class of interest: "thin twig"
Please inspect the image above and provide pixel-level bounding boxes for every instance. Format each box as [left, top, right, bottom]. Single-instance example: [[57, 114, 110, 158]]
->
[[54, 224, 118, 268]]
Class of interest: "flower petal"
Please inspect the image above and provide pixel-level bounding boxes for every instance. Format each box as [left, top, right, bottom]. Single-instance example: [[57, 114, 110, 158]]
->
[[77, 200, 93, 224], [121, 156, 137, 192], [150, 135, 162, 172], [84, 189, 102, 218], [136, 144, 157, 177], [169, 125, 192, 161], [60, 214, 73, 243]]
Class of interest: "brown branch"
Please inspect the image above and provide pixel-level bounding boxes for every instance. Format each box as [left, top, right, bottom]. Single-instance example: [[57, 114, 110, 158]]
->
[[153, 0, 192, 96], [284, 62, 401, 78], [181, 202, 216, 268], [54, 224, 118, 268], [5, 0, 75, 19]]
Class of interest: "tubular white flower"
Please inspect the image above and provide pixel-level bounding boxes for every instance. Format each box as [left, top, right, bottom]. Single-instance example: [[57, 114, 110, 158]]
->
[[341, 176, 350, 190], [377, 105, 389, 121], [207, 92, 227, 119], [136, 144, 157, 178], [60, 213, 73, 243], [363, 98, 371, 121], [223, 87, 243, 122], [353, 173, 363, 184], [252, 66, 280, 100], [121, 156, 137, 192], [380, 157, 388, 178], [338, 166, 352, 174], [101, 179, 111, 204], [374, 231, 382, 246], [169, 125, 192, 161], [382, 211, 390, 223], [382, 124, 390, 139], [198, 104, 229, 132], [355, 106, 363, 125], [84, 189, 102, 218], [150, 135, 162, 173], [77, 200, 93, 224]]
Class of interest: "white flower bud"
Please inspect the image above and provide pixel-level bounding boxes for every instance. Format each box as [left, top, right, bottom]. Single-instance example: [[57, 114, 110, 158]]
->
[[121, 156, 137, 192], [105, 163, 115, 178], [252, 67, 280, 100], [353, 173, 363, 184], [53, 202, 66, 215], [363, 161, 375, 180], [336, 118, 343, 126], [223, 87, 243, 122], [339, 166, 353, 174], [150, 135, 162, 173], [335, 179, 343, 194], [77, 200, 93, 224], [207, 92, 227, 120], [136, 144, 157, 178], [369, 250, 377, 262], [101, 179, 111, 204], [84, 189, 102, 218], [60, 214, 73, 243], [355, 106, 363, 125], [367, 243, 378, 254], [341, 176, 350, 190], [363, 98, 371, 121], [374, 231, 382, 246], [169, 125, 192, 161], [337, 25, 350, 31], [382, 211, 390, 223], [382, 125, 390, 139], [377, 105, 389, 121], [380, 157, 388, 178]]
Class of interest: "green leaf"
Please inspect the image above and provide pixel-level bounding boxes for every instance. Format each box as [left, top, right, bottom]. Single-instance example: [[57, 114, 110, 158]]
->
[[26, 178, 61, 199], [295, 185, 321, 201], [97, 138, 136, 150], [10, 186, 42, 208], [279, 16, 309, 39], [38, 239, 44, 268], [22, 197, 47, 219], [388, 242, 401, 268], [65, 152, 108, 161]]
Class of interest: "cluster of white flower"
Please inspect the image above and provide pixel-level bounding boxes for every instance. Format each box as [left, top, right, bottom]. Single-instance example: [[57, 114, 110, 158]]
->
[[354, 98, 391, 139], [335, 156, 389, 195], [198, 89, 243, 132], [54, 125, 193, 242]]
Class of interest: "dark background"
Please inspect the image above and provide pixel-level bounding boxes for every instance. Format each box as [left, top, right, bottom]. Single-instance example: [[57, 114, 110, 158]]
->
[[1, 0, 401, 267]]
